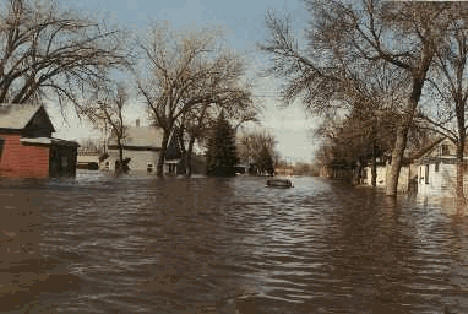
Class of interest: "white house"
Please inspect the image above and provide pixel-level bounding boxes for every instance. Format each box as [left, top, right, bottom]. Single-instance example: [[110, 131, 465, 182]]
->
[[105, 122, 164, 173], [364, 157, 415, 193], [417, 139, 468, 196], [104, 120, 189, 174]]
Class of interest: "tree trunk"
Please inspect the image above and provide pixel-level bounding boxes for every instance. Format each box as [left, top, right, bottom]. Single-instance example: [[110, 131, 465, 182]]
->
[[178, 123, 187, 175], [117, 137, 123, 174], [386, 122, 409, 196], [456, 142, 464, 204], [356, 159, 362, 185], [386, 76, 425, 196], [371, 140, 377, 187], [370, 124, 377, 187], [186, 135, 196, 177], [455, 36, 466, 211], [157, 129, 170, 177], [456, 102, 465, 208]]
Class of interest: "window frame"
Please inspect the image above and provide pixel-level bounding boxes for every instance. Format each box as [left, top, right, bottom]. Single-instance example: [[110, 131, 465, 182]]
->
[[147, 162, 153, 173], [441, 144, 449, 156]]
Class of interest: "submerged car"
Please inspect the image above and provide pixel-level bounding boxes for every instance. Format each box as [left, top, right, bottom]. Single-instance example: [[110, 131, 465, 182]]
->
[[265, 179, 294, 188]]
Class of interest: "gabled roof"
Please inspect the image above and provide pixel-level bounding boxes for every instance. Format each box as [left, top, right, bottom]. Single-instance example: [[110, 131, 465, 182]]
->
[[109, 126, 164, 148], [0, 103, 48, 130]]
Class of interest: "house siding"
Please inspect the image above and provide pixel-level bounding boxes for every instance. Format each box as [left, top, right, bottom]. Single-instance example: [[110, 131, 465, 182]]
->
[[365, 166, 387, 186], [364, 163, 414, 192], [0, 134, 49, 178], [106, 148, 160, 171], [417, 162, 468, 196], [319, 165, 354, 181], [415, 139, 468, 196]]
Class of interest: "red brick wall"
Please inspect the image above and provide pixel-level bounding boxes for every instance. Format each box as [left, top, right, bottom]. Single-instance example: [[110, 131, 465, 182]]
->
[[0, 134, 50, 178]]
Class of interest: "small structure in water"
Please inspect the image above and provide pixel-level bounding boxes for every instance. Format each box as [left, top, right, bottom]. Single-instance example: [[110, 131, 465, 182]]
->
[[265, 178, 294, 188]]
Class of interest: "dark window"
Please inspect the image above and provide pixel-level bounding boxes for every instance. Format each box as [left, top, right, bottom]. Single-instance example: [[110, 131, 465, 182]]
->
[[441, 144, 449, 156], [425, 164, 430, 184], [435, 163, 440, 173]]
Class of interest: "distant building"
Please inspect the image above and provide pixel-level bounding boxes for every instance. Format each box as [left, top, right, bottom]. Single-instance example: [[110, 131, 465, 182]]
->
[[362, 138, 445, 193], [319, 162, 354, 181], [105, 122, 164, 172], [0, 104, 78, 178], [364, 158, 413, 192], [275, 167, 294, 176], [105, 120, 188, 174], [76, 139, 102, 170], [416, 138, 468, 196]]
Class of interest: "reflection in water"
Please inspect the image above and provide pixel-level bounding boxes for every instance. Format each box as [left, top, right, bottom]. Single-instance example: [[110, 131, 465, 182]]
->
[[1, 176, 468, 313]]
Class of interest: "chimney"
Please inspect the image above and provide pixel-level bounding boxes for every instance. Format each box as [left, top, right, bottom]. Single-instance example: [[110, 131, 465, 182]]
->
[[136, 119, 140, 127]]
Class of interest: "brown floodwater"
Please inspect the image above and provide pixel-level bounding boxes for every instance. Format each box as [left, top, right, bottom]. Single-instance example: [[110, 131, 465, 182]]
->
[[1, 173, 468, 313]]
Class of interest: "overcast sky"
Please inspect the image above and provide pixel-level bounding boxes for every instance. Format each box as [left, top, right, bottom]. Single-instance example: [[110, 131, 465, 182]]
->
[[51, 0, 317, 162]]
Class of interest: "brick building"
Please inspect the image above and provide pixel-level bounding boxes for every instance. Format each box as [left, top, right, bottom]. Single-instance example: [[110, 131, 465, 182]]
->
[[0, 104, 78, 178]]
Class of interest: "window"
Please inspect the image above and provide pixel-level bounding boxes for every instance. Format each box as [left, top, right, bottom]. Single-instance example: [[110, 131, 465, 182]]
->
[[435, 163, 440, 173], [441, 144, 449, 156], [104, 161, 109, 170], [147, 163, 153, 173]]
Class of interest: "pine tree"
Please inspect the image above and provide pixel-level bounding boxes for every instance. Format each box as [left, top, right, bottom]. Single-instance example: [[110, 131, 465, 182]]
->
[[257, 146, 274, 176], [207, 113, 238, 177]]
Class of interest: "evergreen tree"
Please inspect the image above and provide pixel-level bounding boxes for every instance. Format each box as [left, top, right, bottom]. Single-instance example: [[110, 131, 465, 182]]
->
[[257, 146, 274, 176], [207, 114, 238, 177]]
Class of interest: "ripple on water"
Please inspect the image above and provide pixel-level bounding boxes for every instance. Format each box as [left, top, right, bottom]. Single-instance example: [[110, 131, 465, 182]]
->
[[1, 176, 468, 313]]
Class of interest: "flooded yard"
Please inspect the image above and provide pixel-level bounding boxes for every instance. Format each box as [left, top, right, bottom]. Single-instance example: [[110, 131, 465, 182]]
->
[[1, 174, 468, 313]]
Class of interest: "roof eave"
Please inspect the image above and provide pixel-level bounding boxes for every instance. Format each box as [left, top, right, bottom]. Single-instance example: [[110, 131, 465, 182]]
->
[[0, 128, 22, 133]]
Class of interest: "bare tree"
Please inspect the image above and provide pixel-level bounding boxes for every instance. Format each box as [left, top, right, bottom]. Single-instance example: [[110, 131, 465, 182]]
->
[[237, 130, 276, 170], [82, 84, 128, 172], [137, 24, 254, 176], [261, 0, 452, 195], [417, 5, 468, 207], [0, 0, 127, 107]]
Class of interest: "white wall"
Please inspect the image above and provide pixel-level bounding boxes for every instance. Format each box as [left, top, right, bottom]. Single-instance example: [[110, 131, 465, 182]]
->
[[77, 155, 99, 163], [105, 149, 160, 171], [417, 163, 468, 196], [365, 164, 410, 192], [366, 166, 387, 186]]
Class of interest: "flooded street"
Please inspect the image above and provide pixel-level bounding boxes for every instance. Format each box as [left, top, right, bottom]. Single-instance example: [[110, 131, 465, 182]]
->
[[1, 175, 468, 313]]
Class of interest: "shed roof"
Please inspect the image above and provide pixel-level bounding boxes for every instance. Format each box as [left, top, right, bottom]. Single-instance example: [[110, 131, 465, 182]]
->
[[109, 126, 164, 148], [0, 103, 42, 129]]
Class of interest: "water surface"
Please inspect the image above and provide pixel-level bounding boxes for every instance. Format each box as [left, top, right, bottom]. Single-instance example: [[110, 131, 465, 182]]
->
[[1, 175, 468, 313]]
